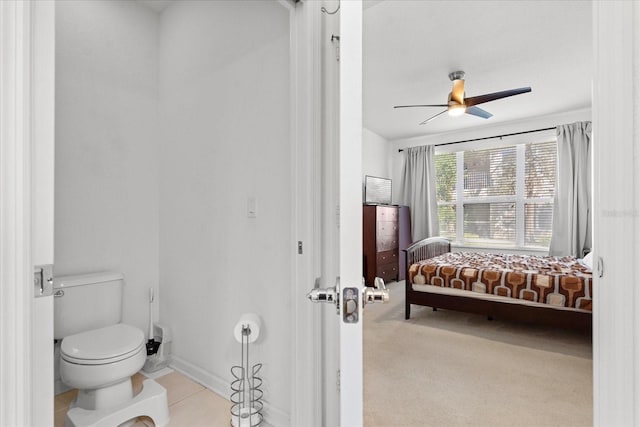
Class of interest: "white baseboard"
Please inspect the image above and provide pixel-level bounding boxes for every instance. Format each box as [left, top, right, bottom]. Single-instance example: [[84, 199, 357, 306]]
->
[[170, 356, 290, 426], [140, 366, 174, 380], [169, 356, 228, 397]]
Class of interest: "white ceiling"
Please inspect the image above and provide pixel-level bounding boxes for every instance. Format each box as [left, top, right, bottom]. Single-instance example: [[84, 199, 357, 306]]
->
[[363, 0, 592, 141]]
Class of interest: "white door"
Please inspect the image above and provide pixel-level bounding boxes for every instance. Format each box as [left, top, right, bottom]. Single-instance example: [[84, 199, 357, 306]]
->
[[338, 2, 365, 426], [0, 1, 55, 426]]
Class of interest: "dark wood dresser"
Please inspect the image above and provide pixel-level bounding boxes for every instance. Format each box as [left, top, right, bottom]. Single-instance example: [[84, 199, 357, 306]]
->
[[363, 205, 399, 286]]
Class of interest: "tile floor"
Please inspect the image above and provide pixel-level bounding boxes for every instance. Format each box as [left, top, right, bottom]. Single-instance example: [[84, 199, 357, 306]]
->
[[54, 370, 231, 426]]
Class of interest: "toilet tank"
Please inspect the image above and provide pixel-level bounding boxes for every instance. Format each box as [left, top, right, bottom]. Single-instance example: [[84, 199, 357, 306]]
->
[[53, 272, 124, 339]]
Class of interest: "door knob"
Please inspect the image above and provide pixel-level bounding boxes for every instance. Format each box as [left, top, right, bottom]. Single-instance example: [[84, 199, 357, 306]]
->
[[307, 287, 337, 303], [307, 277, 341, 315], [363, 277, 389, 305]]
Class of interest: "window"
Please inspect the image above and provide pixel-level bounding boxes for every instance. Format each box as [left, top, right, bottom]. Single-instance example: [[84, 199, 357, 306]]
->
[[435, 140, 556, 249]]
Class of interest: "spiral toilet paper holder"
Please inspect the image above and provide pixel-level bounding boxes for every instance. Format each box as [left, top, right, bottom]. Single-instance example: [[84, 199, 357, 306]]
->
[[230, 315, 263, 427]]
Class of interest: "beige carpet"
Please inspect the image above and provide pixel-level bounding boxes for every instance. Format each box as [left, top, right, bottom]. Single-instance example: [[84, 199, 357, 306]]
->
[[364, 281, 592, 427]]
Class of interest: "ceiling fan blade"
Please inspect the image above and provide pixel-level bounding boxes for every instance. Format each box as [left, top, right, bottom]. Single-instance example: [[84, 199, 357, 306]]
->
[[465, 106, 493, 119], [419, 109, 448, 125], [451, 79, 465, 104], [464, 87, 532, 107], [394, 104, 448, 109]]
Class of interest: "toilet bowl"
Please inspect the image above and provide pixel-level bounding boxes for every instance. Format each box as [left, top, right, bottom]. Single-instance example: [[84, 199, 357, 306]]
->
[[54, 272, 169, 426], [60, 324, 146, 411]]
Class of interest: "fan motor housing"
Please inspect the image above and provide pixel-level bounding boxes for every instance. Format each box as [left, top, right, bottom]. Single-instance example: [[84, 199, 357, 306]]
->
[[449, 70, 466, 81]]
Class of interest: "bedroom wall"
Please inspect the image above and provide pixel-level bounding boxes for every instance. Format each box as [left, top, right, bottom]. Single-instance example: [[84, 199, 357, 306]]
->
[[362, 127, 392, 203], [390, 108, 592, 254], [54, 0, 160, 335], [363, 127, 391, 180], [157, 1, 291, 423]]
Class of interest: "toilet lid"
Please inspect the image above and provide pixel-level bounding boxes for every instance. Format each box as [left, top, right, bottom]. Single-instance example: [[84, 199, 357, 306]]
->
[[61, 324, 144, 365]]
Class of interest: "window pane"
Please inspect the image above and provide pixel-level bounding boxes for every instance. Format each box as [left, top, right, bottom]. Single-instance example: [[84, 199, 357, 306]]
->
[[525, 141, 556, 198], [438, 204, 456, 240], [435, 153, 457, 202], [435, 141, 556, 249], [464, 147, 516, 197], [463, 202, 516, 245], [525, 203, 553, 247]]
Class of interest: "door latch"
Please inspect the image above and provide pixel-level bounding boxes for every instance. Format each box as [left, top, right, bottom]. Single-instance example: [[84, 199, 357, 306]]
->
[[34, 264, 53, 298], [342, 287, 359, 323]]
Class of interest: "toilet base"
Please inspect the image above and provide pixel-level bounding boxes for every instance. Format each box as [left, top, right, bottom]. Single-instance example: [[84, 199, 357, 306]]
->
[[76, 378, 133, 411], [65, 379, 169, 427]]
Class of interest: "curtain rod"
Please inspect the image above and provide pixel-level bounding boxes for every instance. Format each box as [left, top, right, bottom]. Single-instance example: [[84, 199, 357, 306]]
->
[[397, 126, 556, 152]]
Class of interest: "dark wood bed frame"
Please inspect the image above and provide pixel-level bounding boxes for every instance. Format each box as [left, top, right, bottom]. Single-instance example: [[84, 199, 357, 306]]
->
[[403, 237, 592, 332]]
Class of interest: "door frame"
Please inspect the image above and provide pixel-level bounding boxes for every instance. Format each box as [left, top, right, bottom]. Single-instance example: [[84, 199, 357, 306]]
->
[[0, 1, 33, 424], [0, 0, 55, 426], [287, 0, 324, 426]]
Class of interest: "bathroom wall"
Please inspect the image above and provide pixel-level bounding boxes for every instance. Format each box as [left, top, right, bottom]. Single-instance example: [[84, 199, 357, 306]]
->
[[157, 1, 292, 423], [54, 0, 160, 335]]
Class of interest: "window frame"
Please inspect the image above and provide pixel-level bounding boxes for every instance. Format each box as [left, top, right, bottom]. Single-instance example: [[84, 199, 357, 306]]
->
[[435, 138, 556, 250]]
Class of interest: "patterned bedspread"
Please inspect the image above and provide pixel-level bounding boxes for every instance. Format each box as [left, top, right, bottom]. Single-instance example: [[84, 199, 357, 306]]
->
[[409, 252, 593, 311]]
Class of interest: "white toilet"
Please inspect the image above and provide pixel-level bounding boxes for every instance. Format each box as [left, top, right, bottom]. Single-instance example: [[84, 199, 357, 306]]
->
[[54, 272, 169, 427]]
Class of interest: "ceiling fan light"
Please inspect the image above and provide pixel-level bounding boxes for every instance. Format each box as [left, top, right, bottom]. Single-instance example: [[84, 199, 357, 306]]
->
[[448, 104, 466, 117]]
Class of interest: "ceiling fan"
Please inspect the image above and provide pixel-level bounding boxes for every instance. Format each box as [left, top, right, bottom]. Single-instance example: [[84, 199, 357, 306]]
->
[[394, 71, 531, 125]]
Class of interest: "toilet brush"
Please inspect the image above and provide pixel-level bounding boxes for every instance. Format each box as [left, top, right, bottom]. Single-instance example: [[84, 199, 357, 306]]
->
[[146, 288, 160, 355]]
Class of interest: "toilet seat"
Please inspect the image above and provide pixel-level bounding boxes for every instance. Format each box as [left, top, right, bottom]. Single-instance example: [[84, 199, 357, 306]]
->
[[61, 323, 144, 365]]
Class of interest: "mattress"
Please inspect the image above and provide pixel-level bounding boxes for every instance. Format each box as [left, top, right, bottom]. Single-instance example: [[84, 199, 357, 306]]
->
[[408, 252, 593, 311]]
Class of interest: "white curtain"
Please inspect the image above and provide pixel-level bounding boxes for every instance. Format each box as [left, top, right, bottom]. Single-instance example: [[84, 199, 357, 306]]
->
[[549, 121, 592, 256], [400, 145, 439, 242]]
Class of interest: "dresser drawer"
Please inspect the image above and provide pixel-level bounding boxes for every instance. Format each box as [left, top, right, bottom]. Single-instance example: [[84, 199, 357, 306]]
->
[[376, 236, 398, 252], [376, 264, 398, 282], [376, 206, 398, 221], [376, 250, 398, 266], [376, 221, 399, 237]]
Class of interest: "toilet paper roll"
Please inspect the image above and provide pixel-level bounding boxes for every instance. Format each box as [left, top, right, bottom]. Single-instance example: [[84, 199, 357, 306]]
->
[[234, 313, 261, 344]]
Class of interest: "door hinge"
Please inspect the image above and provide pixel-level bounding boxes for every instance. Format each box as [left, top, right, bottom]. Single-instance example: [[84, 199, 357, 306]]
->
[[597, 256, 604, 278], [297, 241, 303, 255], [34, 264, 53, 298], [331, 35, 340, 62], [337, 369, 340, 393]]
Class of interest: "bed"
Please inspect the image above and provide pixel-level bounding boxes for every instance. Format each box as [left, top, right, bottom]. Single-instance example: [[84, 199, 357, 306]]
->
[[403, 237, 592, 331]]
